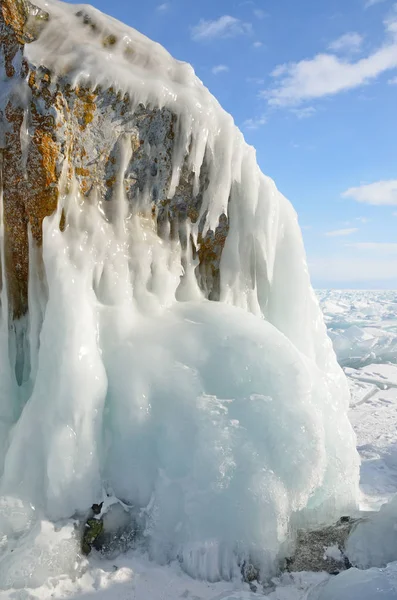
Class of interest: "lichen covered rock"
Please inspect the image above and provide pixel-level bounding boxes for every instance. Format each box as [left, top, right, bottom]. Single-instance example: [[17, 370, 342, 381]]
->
[[0, 0, 228, 318], [285, 517, 364, 575]]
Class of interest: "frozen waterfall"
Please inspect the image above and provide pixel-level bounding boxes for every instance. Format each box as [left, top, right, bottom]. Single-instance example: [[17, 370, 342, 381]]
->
[[0, 0, 359, 588]]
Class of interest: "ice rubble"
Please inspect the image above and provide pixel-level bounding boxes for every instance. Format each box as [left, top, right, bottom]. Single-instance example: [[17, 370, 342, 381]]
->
[[0, 0, 359, 588], [313, 291, 397, 600], [318, 290, 397, 368]]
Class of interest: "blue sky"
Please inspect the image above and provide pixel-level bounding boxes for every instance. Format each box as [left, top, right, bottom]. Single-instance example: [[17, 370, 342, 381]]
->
[[66, 0, 397, 288]]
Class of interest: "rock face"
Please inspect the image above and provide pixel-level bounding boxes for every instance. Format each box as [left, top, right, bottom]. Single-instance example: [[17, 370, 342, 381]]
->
[[0, 0, 227, 319], [0, 0, 54, 318], [285, 517, 365, 575]]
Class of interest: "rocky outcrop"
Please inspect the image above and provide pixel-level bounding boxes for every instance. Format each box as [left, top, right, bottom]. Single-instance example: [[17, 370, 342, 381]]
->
[[0, 0, 54, 318], [285, 517, 367, 575], [0, 0, 227, 319]]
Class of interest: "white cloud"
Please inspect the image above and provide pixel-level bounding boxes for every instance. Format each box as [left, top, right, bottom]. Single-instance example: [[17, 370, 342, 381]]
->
[[264, 11, 397, 106], [192, 16, 252, 41], [212, 64, 229, 75], [271, 64, 288, 77], [243, 115, 267, 129], [356, 216, 371, 223], [290, 106, 316, 119], [325, 228, 359, 237], [393, 211, 397, 216], [253, 41, 263, 48], [254, 9, 266, 19], [342, 180, 397, 205], [346, 242, 397, 252], [157, 2, 169, 11], [328, 32, 364, 54], [388, 75, 397, 83], [365, 0, 387, 8]]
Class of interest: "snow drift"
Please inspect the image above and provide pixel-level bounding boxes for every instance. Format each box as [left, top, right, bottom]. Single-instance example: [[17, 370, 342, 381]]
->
[[0, 0, 359, 588]]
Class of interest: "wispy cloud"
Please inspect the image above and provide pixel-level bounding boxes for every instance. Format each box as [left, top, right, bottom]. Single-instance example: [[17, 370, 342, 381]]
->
[[356, 216, 371, 223], [388, 75, 397, 83], [290, 106, 316, 119], [347, 242, 397, 252], [253, 9, 267, 19], [342, 180, 397, 205], [243, 115, 267, 129], [212, 64, 229, 75], [325, 227, 359, 237], [253, 41, 263, 48], [192, 16, 252, 41], [247, 76, 265, 84], [365, 0, 387, 8], [264, 10, 397, 106], [328, 32, 364, 54], [157, 2, 169, 11]]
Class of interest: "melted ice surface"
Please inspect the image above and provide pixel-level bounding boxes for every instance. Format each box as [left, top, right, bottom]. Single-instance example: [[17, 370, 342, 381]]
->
[[0, 0, 359, 588]]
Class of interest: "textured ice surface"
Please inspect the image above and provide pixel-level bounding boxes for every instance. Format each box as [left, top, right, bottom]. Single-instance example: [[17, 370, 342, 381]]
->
[[347, 362, 397, 510], [0, 209, 359, 582], [318, 291, 397, 511], [0, 0, 359, 591], [318, 290, 397, 368], [0, 550, 330, 600], [0, 286, 394, 598]]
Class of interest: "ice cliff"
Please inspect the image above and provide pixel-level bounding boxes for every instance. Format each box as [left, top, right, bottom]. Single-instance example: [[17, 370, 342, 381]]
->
[[0, 0, 360, 587]]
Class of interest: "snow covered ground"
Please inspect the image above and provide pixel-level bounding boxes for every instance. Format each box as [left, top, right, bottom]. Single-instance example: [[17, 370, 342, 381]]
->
[[2, 290, 397, 600]]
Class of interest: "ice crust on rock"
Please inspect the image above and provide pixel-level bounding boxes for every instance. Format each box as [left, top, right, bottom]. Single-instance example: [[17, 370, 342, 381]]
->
[[0, 0, 359, 588], [308, 563, 397, 600], [346, 496, 397, 570]]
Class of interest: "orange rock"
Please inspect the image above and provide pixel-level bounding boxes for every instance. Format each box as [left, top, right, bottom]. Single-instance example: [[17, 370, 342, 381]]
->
[[0, 0, 229, 319]]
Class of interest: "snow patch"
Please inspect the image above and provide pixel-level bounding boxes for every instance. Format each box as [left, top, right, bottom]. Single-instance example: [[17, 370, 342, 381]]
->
[[323, 545, 343, 562]]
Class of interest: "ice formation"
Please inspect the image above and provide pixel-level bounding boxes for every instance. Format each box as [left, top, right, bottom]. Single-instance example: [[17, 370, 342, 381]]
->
[[0, 0, 359, 588], [308, 563, 397, 600]]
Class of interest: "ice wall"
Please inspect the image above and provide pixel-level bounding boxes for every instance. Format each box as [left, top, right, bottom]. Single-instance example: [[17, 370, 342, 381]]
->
[[0, 0, 359, 587]]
